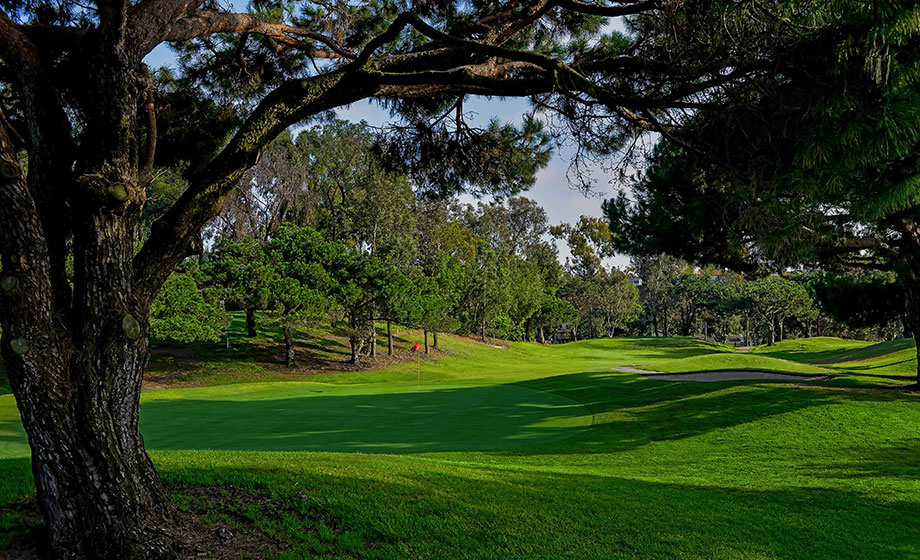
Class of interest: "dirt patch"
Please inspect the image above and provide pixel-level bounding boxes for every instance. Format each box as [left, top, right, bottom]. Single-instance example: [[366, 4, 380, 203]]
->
[[143, 335, 447, 390], [0, 484, 353, 559]]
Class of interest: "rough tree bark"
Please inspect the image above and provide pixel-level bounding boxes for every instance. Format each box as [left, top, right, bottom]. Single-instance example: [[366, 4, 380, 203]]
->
[[283, 325, 296, 366]]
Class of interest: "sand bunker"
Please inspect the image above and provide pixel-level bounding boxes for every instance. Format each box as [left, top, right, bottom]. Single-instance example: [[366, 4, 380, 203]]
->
[[611, 365, 827, 382]]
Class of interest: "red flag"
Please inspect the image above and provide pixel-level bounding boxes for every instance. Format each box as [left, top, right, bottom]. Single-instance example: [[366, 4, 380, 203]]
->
[[411, 342, 420, 352]]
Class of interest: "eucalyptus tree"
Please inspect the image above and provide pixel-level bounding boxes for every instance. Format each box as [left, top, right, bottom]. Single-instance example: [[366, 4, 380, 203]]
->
[[0, 0, 820, 556], [739, 277, 814, 346], [630, 254, 684, 336], [551, 216, 617, 279]]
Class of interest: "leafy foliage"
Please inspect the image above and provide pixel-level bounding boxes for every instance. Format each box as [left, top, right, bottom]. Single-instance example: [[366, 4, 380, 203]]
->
[[150, 273, 229, 343]]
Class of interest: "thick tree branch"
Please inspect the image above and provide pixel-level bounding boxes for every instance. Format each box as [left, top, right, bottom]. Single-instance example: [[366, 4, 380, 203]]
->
[[557, 0, 661, 17], [128, 0, 204, 55], [0, 10, 40, 78], [817, 237, 900, 259], [0, 115, 60, 352], [133, 67, 377, 300], [162, 11, 356, 59], [139, 67, 157, 186]]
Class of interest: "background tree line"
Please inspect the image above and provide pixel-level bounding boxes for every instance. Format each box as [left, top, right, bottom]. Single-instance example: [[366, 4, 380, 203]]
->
[[149, 120, 908, 357]]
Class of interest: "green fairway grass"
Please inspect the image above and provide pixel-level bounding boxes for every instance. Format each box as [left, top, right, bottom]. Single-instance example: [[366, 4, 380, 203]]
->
[[643, 352, 835, 376], [752, 336, 918, 364], [2, 336, 920, 558]]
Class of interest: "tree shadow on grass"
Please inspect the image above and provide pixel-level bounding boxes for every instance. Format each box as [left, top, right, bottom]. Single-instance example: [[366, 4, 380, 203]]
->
[[0, 374, 852, 457], [151, 454, 920, 560], [760, 339, 915, 364], [130, 373, 852, 455], [809, 438, 920, 481], [137, 383, 594, 454]]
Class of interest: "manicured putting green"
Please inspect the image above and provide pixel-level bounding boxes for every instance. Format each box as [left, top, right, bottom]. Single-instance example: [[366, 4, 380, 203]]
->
[[0, 382, 593, 457]]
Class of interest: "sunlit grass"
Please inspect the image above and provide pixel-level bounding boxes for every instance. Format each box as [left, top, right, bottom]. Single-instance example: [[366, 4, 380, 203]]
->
[[1, 336, 919, 558]]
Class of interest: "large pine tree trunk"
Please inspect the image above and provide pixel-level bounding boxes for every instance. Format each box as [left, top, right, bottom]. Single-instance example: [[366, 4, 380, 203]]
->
[[7, 342, 177, 559], [1, 135, 177, 558]]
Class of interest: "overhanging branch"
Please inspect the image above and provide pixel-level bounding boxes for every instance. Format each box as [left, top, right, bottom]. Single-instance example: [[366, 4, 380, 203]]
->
[[162, 11, 356, 59], [817, 236, 900, 259]]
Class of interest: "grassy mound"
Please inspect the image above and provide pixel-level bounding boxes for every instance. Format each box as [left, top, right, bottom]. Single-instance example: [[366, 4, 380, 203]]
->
[[751, 336, 872, 361], [753, 337, 916, 365]]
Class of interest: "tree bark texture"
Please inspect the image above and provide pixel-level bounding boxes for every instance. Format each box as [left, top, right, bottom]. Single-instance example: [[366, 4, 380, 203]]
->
[[423, 329, 429, 354], [387, 320, 393, 356], [245, 308, 257, 337], [283, 325, 296, 366], [433, 332, 438, 349], [0, 106, 176, 558]]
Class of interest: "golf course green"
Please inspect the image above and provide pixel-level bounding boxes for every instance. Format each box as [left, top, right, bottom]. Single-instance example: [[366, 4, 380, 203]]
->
[[2, 335, 919, 559]]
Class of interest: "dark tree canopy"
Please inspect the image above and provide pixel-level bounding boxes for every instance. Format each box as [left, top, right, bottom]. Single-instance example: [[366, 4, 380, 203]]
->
[[606, 1, 920, 376]]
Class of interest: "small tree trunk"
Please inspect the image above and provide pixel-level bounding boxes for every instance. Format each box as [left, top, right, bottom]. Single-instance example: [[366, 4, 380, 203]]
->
[[424, 329, 429, 354], [283, 325, 295, 366], [538, 325, 545, 344], [524, 320, 531, 342], [433, 331, 439, 349], [387, 320, 393, 356], [901, 275, 920, 384], [245, 307, 257, 337], [349, 336, 361, 365], [767, 317, 776, 346], [371, 332, 377, 358], [481, 319, 486, 342]]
